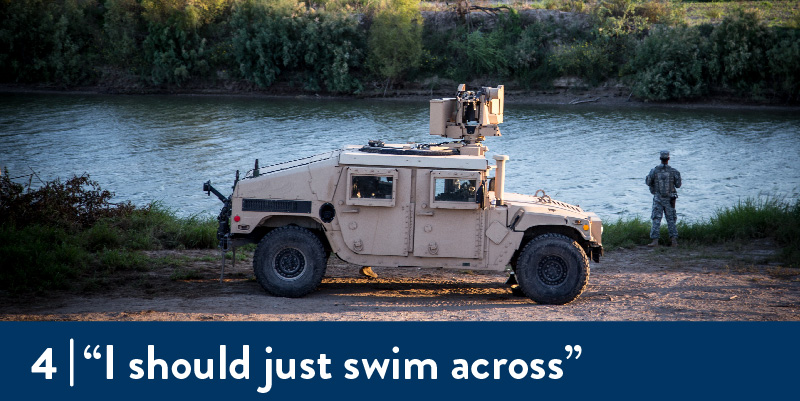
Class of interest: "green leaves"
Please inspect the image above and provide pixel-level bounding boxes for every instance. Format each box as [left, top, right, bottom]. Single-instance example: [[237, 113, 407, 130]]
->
[[230, 0, 363, 92], [0, 0, 100, 84], [630, 10, 800, 101], [630, 25, 710, 100], [143, 17, 208, 86], [367, 0, 423, 82]]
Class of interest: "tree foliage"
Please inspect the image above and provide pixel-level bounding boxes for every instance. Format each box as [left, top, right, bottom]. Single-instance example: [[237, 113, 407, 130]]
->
[[0, 0, 797, 100], [142, 6, 209, 86], [103, 0, 146, 68], [367, 0, 423, 82], [767, 29, 800, 101], [629, 9, 800, 101], [230, 0, 363, 92], [709, 9, 773, 94], [0, 0, 102, 84], [630, 25, 710, 100]]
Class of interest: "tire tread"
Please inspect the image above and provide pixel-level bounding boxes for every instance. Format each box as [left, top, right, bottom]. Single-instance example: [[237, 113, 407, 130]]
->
[[515, 233, 590, 305], [253, 225, 327, 298]]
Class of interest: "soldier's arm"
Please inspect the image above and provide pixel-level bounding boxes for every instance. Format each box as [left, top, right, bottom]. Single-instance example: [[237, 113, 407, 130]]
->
[[645, 169, 654, 186], [674, 169, 682, 188]]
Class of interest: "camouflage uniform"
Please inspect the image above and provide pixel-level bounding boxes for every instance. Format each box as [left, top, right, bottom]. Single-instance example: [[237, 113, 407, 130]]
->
[[646, 151, 681, 240]]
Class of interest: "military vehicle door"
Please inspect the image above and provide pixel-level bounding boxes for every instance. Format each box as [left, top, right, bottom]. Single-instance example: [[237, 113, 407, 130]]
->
[[413, 170, 484, 258], [336, 167, 412, 256]]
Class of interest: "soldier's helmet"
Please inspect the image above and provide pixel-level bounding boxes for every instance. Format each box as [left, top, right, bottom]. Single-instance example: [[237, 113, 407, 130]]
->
[[660, 150, 670, 160]]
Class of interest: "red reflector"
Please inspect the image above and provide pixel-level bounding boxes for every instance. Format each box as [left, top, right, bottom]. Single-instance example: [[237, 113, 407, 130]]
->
[[233, 215, 241, 222]]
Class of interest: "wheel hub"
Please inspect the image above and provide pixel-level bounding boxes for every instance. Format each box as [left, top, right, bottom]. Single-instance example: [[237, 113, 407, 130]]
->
[[274, 248, 305, 279], [538, 255, 568, 286]]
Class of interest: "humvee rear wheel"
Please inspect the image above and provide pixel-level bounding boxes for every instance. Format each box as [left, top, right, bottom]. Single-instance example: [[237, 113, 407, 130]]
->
[[515, 234, 589, 305], [253, 226, 327, 298]]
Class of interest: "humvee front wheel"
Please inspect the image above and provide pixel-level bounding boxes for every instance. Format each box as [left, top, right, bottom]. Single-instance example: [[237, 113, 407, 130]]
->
[[253, 226, 327, 298], [515, 234, 589, 305]]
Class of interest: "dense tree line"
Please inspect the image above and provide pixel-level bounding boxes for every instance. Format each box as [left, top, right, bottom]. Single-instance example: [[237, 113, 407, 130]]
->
[[1, 0, 798, 101]]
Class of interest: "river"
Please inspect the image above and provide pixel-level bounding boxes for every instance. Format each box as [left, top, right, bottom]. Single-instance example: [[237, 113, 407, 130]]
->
[[1, 93, 798, 221]]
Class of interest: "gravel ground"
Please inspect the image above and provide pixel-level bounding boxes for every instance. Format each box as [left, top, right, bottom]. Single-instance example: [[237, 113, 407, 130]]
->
[[1, 241, 798, 321]]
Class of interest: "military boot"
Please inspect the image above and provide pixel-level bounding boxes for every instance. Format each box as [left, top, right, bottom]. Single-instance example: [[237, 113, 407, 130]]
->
[[647, 239, 659, 247], [670, 237, 678, 247]]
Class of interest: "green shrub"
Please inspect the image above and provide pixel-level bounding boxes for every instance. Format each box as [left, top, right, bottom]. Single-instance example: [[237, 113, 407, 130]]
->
[[96, 248, 150, 272], [424, 8, 563, 85], [635, 0, 676, 24], [592, 0, 649, 34], [603, 197, 800, 267], [548, 0, 655, 85], [0, 0, 102, 84], [789, 9, 800, 30], [0, 172, 133, 230], [709, 10, 773, 95], [296, 10, 364, 92], [704, 197, 788, 241], [550, 40, 615, 85], [602, 216, 652, 249], [544, 0, 560, 10], [461, 30, 509, 76], [775, 199, 800, 266], [367, 0, 423, 85], [229, 0, 284, 87], [142, 5, 209, 86], [0, 173, 217, 293], [630, 25, 711, 100], [766, 28, 800, 101], [509, 21, 560, 86], [0, 224, 87, 293], [108, 202, 216, 250], [84, 220, 122, 252], [103, 0, 146, 69], [231, 0, 363, 92], [705, 6, 723, 20]]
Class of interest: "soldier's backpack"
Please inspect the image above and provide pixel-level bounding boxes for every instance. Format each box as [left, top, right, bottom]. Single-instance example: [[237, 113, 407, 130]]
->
[[653, 166, 676, 197]]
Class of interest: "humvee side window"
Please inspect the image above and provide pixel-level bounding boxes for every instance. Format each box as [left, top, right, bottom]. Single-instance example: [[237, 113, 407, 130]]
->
[[352, 175, 393, 199], [429, 170, 482, 209], [434, 178, 477, 202], [346, 167, 398, 207]]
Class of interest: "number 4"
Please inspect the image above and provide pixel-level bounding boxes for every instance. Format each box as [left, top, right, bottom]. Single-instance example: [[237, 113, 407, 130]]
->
[[32, 348, 57, 379]]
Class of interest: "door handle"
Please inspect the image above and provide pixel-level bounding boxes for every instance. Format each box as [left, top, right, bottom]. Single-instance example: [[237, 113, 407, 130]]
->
[[342, 208, 360, 213], [416, 210, 434, 216]]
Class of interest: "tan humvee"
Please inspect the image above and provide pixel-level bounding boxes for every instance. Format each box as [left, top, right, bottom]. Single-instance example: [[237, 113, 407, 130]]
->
[[204, 85, 603, 304]]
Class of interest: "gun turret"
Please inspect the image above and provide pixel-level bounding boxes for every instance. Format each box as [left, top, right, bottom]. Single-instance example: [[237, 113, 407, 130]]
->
[[429, 84, 504, 150]]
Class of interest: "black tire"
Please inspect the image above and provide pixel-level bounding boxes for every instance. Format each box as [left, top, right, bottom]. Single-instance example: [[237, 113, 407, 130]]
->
[[253, 226, 327, 298], [514, 233, 590, 305]]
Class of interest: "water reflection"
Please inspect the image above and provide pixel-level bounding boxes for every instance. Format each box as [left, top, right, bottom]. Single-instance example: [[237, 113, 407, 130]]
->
[[1, 93, 798, 221]]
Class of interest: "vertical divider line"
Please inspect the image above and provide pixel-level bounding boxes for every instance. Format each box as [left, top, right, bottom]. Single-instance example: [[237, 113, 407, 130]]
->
[[106, 345, 113, 379], [69, 338, 74, 387]]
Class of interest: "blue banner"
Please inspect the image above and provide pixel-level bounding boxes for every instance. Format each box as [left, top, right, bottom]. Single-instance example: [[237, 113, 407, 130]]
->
[[2, 322, 797, 400]]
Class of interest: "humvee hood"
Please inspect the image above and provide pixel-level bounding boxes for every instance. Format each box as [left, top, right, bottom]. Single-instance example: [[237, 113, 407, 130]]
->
[[502, 192, 585, 216]]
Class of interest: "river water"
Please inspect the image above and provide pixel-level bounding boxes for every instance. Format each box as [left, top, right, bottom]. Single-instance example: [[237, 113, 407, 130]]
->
[[1, 93, 798, 221]]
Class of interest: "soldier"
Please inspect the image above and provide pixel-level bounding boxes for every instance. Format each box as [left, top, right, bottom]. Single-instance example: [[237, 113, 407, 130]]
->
[[645, 150, 682, 247]]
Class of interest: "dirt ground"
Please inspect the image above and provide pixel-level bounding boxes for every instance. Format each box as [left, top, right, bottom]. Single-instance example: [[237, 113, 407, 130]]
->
[[1, 241, 798, 321]]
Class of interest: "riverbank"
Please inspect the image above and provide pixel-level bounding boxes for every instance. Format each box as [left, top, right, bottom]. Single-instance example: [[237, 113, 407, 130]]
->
[[2, 2, 798, 105], [1, 241, 798, 321], [3, 82, 799, 111]]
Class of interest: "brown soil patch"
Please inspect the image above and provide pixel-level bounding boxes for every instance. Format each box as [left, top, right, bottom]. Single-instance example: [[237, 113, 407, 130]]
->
[[1, 242, 798, 321]]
